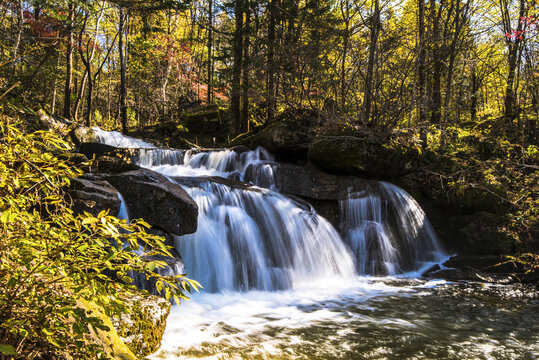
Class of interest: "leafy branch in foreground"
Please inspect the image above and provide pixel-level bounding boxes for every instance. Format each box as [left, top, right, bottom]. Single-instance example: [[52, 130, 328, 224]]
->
[[0, 113, 199, 359]]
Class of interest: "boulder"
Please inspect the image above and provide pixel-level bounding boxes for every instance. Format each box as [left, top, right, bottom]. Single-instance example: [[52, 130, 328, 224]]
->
[[230, 109, 320, 161], [105, 169, 198, 236], [183, 105, 221, 134], [307, 135, 421, 177], [67, 177, 121, 217], [110, 292, 171, 357], [262, 162, 372, 201], [443, 254, 507, 270]]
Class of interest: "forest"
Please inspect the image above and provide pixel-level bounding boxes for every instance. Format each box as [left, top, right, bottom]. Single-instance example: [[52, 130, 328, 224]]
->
[[0, 0, 538, 359], [0, 0, 537, 137]]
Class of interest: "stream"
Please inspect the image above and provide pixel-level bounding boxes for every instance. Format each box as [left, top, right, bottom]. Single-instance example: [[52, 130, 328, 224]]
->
[[92, 129, 539, 360]]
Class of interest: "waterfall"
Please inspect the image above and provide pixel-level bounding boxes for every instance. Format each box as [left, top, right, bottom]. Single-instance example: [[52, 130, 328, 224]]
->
[[340, 183, 445, 275], [92, 129, 446, 292], [174, 180, 355, 292]]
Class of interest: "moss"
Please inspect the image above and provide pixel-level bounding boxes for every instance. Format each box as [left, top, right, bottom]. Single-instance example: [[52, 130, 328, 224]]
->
[[111, 292, 171, 357], [77, 299, 138, 360]]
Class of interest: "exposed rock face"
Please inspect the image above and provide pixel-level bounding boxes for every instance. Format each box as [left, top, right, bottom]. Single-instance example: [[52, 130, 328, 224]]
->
[[106, 169, 198, 236], [308, 136, 420, 177], [268, 163, 372, 200], [67, 177, 121, 217], [230, 109, 320, 161]]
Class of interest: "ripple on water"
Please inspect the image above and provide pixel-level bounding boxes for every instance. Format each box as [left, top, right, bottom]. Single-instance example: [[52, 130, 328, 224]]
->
[[150, 279, 539, 360]]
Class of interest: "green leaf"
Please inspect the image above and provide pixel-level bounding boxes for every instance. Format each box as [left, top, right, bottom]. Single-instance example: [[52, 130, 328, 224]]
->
[[0, 344, 16, 355]]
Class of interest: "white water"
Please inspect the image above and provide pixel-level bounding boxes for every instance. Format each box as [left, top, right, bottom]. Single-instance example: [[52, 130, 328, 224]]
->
[[91, 129, 463, 359]]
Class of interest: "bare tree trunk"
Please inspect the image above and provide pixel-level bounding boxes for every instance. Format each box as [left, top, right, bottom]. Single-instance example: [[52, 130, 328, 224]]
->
[[11, 0, 23, 77], [418, 0, 428, 146], [340, 0, 350, 108], [501, 0, 527, 127], [231, 0, 244, 135], [119, 6, 128, 133], [207, 0, 213, 104], [267, 0, 278, 123], [63, 2, 74, 119], [241, 2, 251, 133], [363, 0, 380, 124]]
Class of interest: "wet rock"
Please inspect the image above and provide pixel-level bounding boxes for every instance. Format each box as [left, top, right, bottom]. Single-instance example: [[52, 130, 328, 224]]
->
[[105, 169, 198, 236], [66, 177, 121, 217], [268, 163, 373, 200], [421, 264, 441, 277], [427, 268, 516, 284], [443, 255, 507, 270]]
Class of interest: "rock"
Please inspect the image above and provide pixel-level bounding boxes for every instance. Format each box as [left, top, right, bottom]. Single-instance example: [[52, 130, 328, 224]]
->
[[421, 264, 441, 277], [183, 105, 222, 134], [77, 298, 138, 360], [484, 260, 525, 274], [128, 122, 199, 149], [307, 135, 421, 177], [78, 143, 141, 173], [94, 155, 140, 173], [79, 142, 120, 159], [426, 268, 516, 284], [71, 126, 99, 146], [105, 169, 198, 236], [110, 292, 171, 357], [443, 255, 507, 270], [450, 212, 519, 254], [261, 162, 372, 201], [230, 109, 320, 161], [66, 177, 121, 217], [521, 268, 539, 284]]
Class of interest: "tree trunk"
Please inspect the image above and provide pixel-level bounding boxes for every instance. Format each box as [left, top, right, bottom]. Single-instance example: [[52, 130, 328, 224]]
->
[[11, 0, 23, 78], [267, 0, 277, 123], [63, 2, 74, 119], [119, 6, 128, 133], [340, 1, 349, 108], [231, 0, 244, 135], [418, 0, 428, 146], [502, 0, 527, 127], [241, 2, 251, 133], [207, 0, 213, 104], [364, 0, 380, 124]]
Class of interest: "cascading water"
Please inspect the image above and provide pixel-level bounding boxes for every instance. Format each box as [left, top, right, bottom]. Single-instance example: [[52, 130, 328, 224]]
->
[[91, 129, 538, 360], [175, 180, 355, 292], [93, 128, 445, 283], [340, 183, 445, 275]]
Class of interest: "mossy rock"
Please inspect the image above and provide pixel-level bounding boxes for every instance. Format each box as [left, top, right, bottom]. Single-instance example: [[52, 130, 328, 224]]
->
[[77, 299, 138, 360], [307, 136, 421, 177], [111, 293, 171, 357]]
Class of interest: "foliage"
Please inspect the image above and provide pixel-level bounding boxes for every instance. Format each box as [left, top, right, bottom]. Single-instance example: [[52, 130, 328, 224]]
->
[[0, 111, 199, 359]]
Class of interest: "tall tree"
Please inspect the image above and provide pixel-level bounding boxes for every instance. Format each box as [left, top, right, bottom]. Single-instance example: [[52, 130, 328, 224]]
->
[[119, 5, 128, 133], [363, 0, 381, 124], [63, 1, 75, 119], [231, 0, 244, 135]]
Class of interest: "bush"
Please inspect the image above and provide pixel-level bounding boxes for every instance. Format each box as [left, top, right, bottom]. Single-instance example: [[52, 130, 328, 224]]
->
[[0, 112, 199, 359]]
